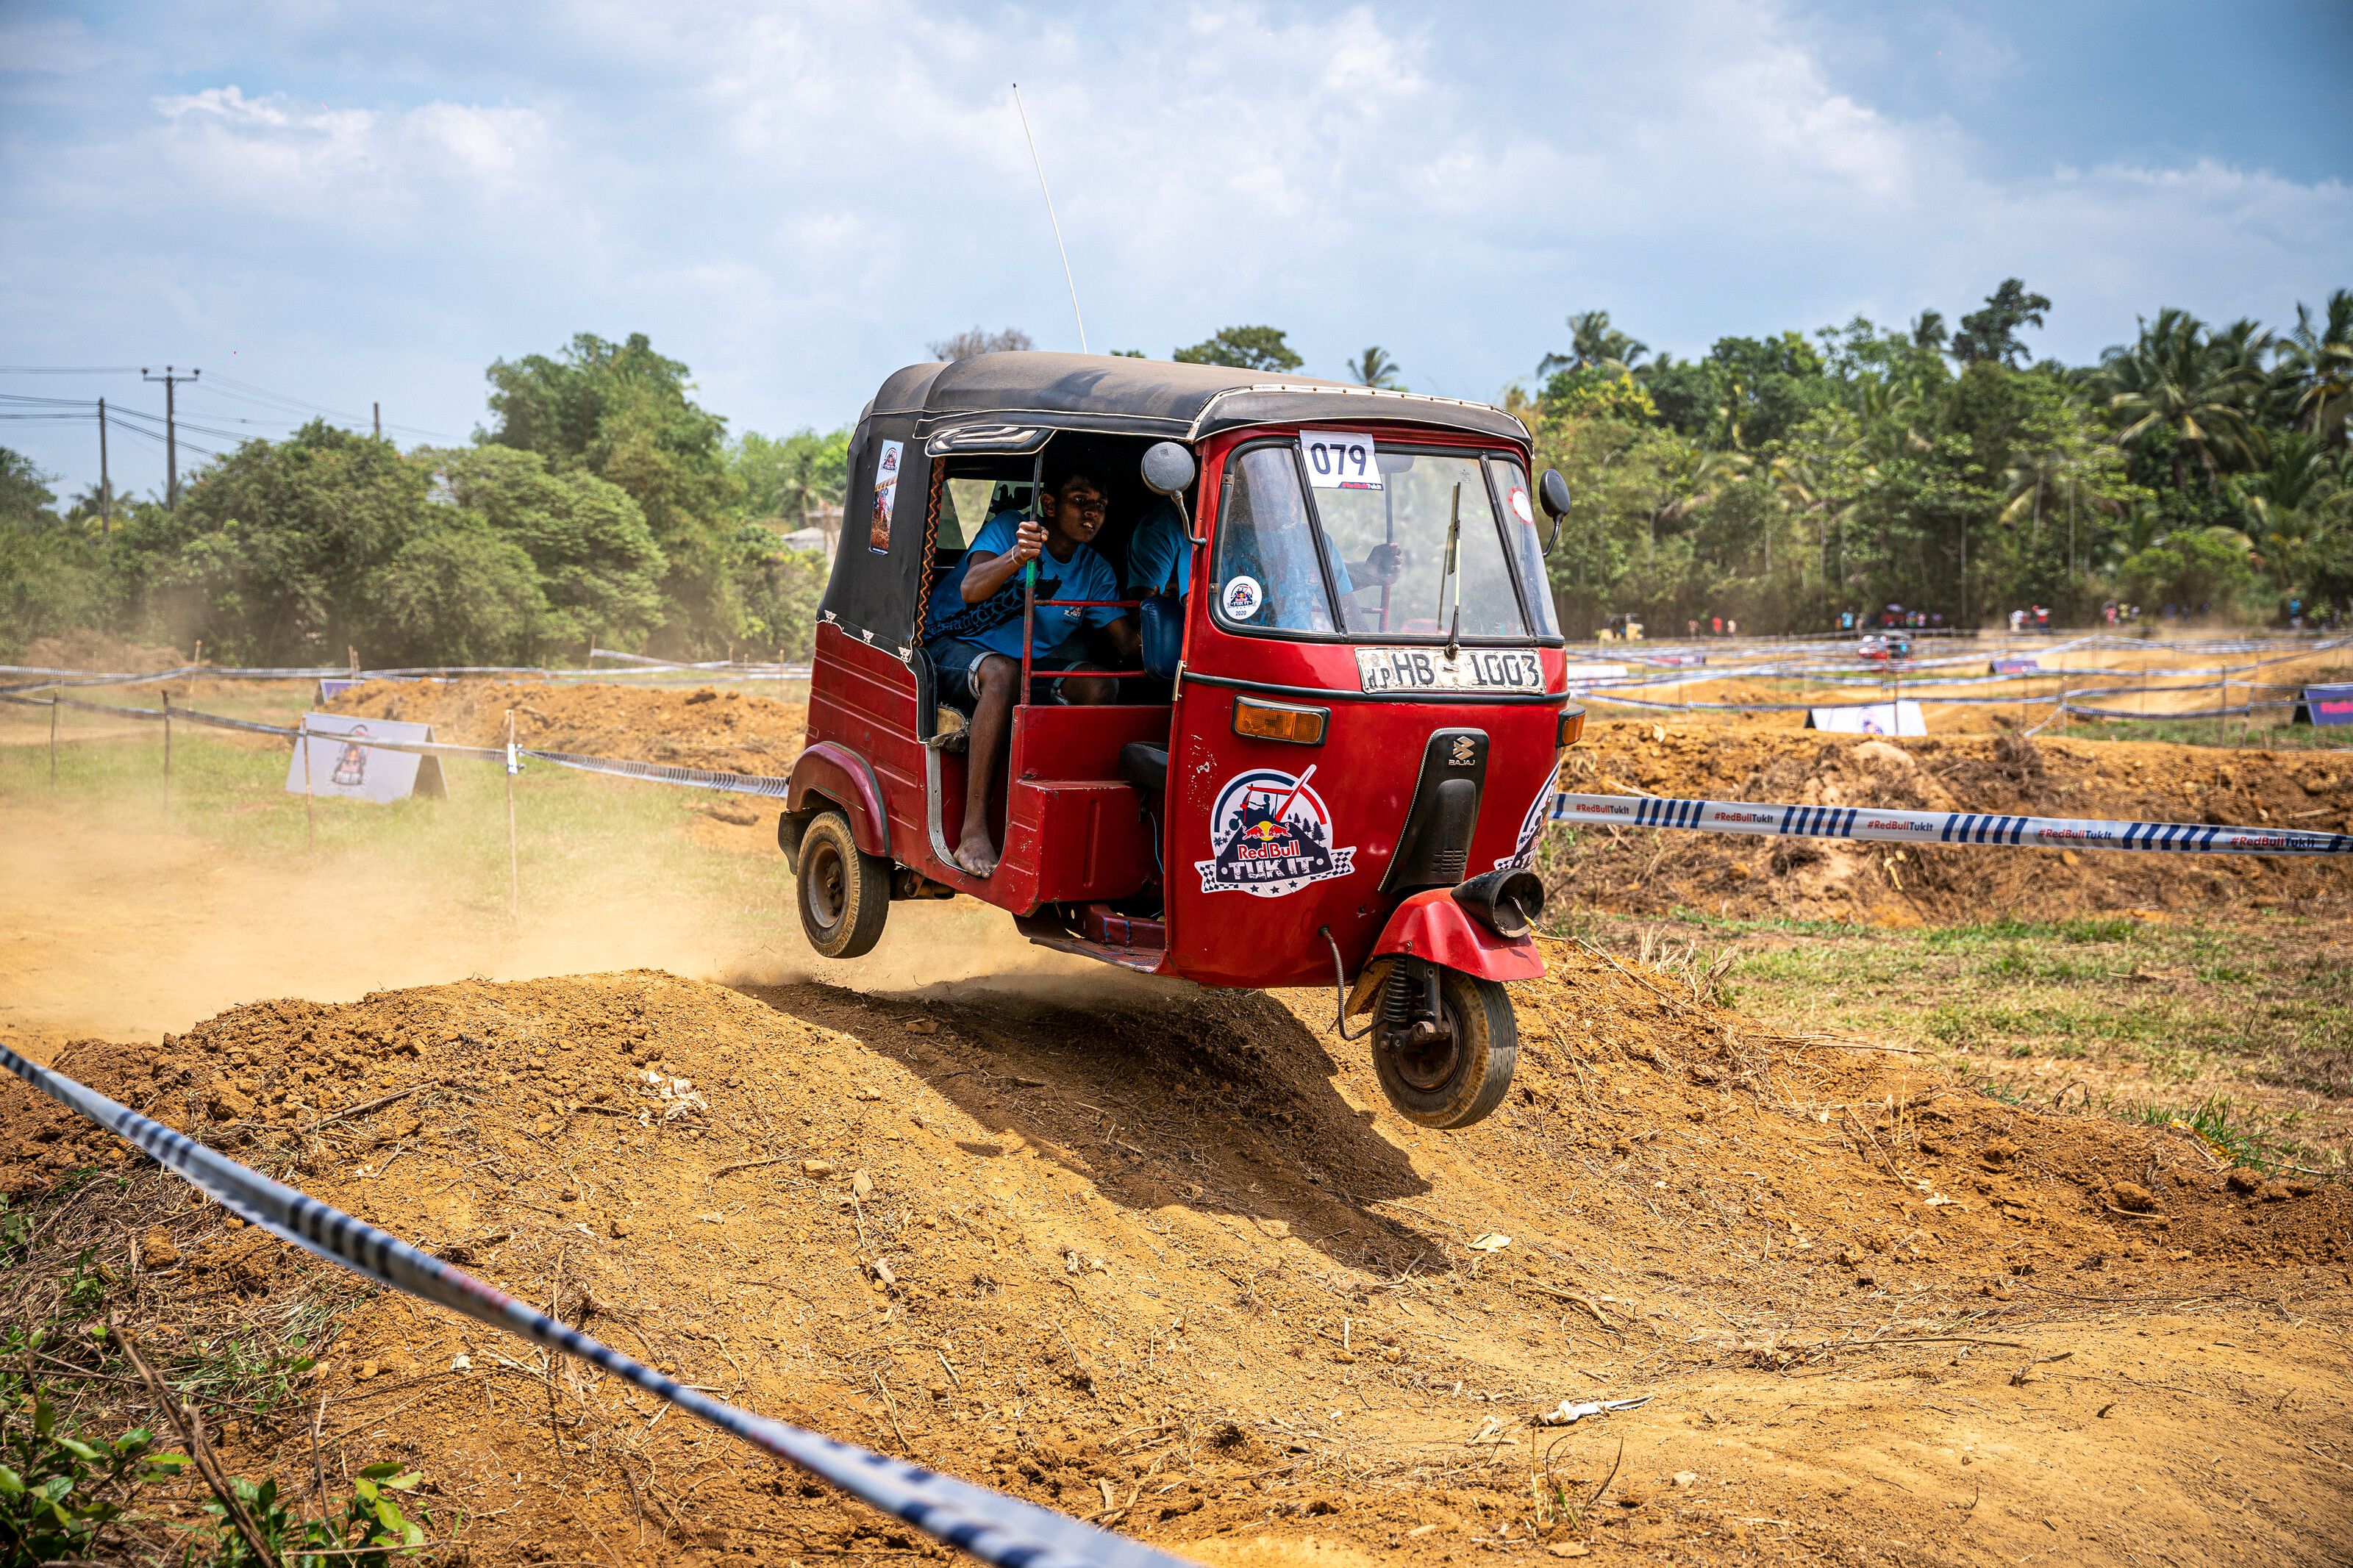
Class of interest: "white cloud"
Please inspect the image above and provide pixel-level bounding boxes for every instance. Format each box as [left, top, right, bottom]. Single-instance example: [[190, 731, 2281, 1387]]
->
[[1, 0, 2346, 498], [149, 85, 554, 227]]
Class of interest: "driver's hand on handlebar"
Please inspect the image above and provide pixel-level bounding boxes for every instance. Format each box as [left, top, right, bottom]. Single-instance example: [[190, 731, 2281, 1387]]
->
[[1363, 542, 1405, 585], [1010, 519, 1047, 564]]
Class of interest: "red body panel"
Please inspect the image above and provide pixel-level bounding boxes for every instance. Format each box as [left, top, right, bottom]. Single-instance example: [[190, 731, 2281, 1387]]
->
[[803, 622, 1166, 917], [1369, 888, 1546, 981], [799, 420, 1570, 992], [1160, 423, 1568, 989], [786, 740, 893, 858]]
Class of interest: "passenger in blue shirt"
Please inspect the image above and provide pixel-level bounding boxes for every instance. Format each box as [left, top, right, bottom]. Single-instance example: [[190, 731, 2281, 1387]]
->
[[1124, 498, 1190, 596], [926, 466, 1138, 877], [1126, 495, 1404, 626]]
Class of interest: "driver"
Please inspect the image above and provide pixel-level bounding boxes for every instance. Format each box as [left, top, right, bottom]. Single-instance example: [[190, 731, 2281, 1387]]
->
[[1132, 490, 1404, 632], [925, 465, 1140, 877]]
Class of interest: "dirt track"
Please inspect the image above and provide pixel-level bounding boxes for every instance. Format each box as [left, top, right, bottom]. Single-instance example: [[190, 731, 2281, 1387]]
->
[[1553, 720, 2353, 925], [6, 954, 2349, 1566], [4, 675, 2350, 1565], [327, 678, 812, 778]]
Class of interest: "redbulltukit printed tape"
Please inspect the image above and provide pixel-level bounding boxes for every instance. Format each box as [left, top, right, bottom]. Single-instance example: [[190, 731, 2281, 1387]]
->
[[0, 1041, 1194, 1568], [1551, 792, 2353, 857]]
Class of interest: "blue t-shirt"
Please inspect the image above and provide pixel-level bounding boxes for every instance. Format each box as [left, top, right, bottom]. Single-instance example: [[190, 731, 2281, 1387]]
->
[[1124, 500, 1190, 596], [926, 509, 1124, 659]]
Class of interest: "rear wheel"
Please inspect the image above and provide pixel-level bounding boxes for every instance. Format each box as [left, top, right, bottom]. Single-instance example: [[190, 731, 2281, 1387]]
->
[[796, 810, 890, 959], [1369, 964, 1518, 1128]]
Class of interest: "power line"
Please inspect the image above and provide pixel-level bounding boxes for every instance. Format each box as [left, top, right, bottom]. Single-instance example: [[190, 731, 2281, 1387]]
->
[[2, 367, 462, 441], [141, 365, 199, 506], [198, 371, 461, 441]]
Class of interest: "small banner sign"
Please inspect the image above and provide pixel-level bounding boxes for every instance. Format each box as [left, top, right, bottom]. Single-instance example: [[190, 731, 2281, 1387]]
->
[[1990, 656, 2040, 675], [2293, 683, 2353, 726], [284, 712, 448, 803], [1806, 700, 1927, 736]]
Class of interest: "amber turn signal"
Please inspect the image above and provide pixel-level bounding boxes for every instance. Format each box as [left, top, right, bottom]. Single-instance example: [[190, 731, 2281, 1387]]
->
[[1232, 696, 1329, 746], [1556, 704, 1586, 756]]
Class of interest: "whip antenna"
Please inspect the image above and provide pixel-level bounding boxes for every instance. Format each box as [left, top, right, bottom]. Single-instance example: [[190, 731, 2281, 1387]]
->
[[1012, 83, 1088, 354]]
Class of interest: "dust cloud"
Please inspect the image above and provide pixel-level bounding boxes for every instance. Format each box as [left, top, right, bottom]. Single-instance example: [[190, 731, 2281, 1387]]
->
[[0, 800, 1093, 1059]]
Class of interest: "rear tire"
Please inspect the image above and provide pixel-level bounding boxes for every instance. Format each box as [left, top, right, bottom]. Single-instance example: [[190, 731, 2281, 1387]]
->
[[796, 810, 890, 959], [1370, 967, 1518, 1128]]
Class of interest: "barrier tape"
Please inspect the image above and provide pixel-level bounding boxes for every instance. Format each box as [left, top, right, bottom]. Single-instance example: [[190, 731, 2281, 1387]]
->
[[0, 1041, 1192, 1568], [1550, 792, 2353, 856], [524, 748, 794, 798], [13, 686, 2346, 845], [1, 659, 810, 691]]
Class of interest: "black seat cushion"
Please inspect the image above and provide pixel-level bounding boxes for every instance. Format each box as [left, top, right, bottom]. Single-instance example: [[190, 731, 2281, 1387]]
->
[[1120, 742, 1168, 797]]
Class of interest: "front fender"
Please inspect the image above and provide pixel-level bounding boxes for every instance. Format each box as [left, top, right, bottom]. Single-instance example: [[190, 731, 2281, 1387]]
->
[[785, 742, 892, 860], [1356, 887, 1545, 997]]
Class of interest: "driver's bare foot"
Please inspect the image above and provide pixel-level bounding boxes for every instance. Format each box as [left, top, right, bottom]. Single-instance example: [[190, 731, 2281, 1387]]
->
[[951, 840, 999, 878]]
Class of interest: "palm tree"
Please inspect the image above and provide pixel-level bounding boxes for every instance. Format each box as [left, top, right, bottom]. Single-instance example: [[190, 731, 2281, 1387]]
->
[[1346, 346, 1402, 388], [1646, 445, 1749, 556], [1771, 449, 1846, 601], [2093, 309, 2265, 490], [1538, 311, 1648, 379], [2002, 443, 2118, 581], [2231, 429, 2351, 562], [2280, 290, 2353, 445]]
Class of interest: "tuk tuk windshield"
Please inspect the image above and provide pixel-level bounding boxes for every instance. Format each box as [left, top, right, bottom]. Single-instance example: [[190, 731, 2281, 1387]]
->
[[1211, 438, 1536, 642]]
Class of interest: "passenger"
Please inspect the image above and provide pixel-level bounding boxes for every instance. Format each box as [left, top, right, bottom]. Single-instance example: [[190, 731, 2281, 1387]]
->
[[925, 465, 1138, 878], [1125, 495, 1190, 601], [1124, 495, 1190, 680]]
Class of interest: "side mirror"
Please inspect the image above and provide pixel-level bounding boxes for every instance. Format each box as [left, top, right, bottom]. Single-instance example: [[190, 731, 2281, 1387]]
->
[[1537, 468, 1572, 555], [1141, 442, 1196, 498]]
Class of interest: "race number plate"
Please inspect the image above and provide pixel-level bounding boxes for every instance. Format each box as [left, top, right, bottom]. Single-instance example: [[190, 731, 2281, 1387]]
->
[[1355, 647, 1546, 693], [1301, 432, 1381, 490]]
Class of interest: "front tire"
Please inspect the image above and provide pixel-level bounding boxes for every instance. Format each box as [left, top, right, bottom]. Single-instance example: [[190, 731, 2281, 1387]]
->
[[1369, 966, 1518, 1128], [796, 810, 890, 959]]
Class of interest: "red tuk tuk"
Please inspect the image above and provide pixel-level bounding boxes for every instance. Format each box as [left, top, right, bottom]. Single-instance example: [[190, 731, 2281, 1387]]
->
[[783, 354, 1581, 1127]]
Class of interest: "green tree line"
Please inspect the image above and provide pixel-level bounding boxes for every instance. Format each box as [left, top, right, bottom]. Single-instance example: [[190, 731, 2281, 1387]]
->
[[4, 291, 2349, 665], [1513, 284, 2352, 635], [0, 333, 849, 665]]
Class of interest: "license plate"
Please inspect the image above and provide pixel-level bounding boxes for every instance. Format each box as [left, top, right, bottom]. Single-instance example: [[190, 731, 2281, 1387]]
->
[[1355, 647, 1546, 693]]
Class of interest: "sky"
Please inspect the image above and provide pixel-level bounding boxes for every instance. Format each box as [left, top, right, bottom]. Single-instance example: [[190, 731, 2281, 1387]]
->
[[3, 0, 2349, 504]]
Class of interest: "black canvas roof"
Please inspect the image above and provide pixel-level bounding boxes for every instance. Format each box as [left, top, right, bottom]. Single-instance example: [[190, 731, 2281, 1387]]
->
[[816, 352, 1531, 662], [871, 351, 1530, 448]]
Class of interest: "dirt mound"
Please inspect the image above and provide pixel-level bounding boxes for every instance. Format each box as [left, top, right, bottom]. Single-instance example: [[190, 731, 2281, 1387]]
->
[[7, 954, 2348, 1564], [324, 679, 810, 777], [17, 629, 189, 673], [1552, 721, 2353, 923]]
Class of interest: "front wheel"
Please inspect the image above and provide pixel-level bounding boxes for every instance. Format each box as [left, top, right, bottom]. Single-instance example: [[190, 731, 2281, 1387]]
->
[[796, 810, 890, 959], [1368, 963, 1518, 1128]]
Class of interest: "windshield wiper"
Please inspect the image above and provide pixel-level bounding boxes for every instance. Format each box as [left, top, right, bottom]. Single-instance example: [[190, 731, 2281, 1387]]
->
[[1440, 482, 1463, 661]]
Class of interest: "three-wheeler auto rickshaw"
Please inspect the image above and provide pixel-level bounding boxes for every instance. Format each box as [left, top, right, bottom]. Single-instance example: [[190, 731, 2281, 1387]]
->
[[782, 353, 1581, 1128]]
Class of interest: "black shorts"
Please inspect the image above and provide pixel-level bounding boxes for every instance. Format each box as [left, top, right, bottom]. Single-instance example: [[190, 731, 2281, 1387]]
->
[[928, 636, 1096, 714]]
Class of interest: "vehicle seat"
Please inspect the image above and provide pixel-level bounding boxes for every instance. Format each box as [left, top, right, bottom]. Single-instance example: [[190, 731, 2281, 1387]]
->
[[1119, 742, 1168, 799]]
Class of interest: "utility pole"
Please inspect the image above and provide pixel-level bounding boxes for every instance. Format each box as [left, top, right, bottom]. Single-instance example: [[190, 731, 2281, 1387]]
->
[[141, 365, 199, 508], [373, 401, 381, 440], [96, 398, 112, 540]]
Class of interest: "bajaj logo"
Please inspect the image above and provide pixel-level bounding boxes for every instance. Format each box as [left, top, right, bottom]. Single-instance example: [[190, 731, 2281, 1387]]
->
[[1449, 736, 1477, 768]]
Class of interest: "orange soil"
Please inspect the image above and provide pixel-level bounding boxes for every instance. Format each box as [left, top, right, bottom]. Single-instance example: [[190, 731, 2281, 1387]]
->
[[325, 679, 811, 778], [1551, 721, 2353, 924], [6, 953, 2347, 1566]]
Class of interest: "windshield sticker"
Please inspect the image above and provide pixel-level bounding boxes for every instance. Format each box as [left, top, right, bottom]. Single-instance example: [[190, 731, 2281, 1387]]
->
[[867, 439, 903, 555], [1221, 575, 1265, 620], [1495, 765, 1561, 871], [1507, 484, 1533, 524], [1301, 433, 1381, 491], [1198, 765, 1357, 898]]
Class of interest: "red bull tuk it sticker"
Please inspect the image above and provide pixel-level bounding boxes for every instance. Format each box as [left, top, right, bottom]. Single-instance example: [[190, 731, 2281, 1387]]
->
[[1198, 765, 1357, 897]]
